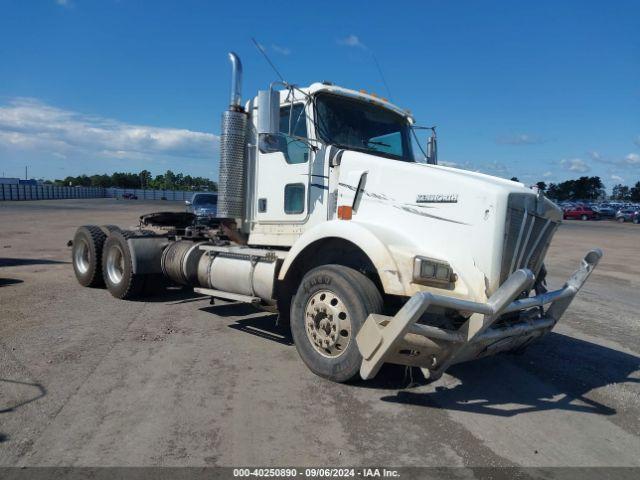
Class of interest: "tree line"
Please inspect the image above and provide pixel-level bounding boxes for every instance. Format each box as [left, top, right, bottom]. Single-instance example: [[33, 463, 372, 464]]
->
[[508, 176, 640, 202], [44, 170, 218, 191]]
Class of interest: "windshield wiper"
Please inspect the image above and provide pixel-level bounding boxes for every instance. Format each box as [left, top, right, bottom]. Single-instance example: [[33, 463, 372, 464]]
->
[[364, 139, 391, 147]]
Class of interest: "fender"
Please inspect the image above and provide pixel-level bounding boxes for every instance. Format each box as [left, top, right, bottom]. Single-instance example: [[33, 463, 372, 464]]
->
[[280, 219, 485, 301], [278, 220, 407, 295]]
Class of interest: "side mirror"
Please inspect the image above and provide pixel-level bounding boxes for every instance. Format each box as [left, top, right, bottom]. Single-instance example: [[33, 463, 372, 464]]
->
[[259, 132, 288, 154], [257, 88, 280, 135], [426, 132, 438, 165], [185, 200, 191, 206]]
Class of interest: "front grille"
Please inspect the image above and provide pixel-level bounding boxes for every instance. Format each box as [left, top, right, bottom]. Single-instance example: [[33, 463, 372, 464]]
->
[[500, 206, 558, 284]]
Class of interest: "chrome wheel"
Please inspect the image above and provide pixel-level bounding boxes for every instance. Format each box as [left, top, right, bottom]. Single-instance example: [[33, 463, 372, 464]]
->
[[304, 290, 351, 358], [74, 238, 90, 275], [105, 244, 125, 285]]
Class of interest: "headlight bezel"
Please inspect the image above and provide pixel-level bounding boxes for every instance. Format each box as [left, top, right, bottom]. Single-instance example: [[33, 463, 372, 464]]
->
[[412, 256, 457, 288]]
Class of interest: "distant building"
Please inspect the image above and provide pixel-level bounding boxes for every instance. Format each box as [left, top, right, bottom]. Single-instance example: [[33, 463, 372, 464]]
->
[[0, 178, 43, 186], [19, 179, 39, 186], [0, 177, 20, 185]]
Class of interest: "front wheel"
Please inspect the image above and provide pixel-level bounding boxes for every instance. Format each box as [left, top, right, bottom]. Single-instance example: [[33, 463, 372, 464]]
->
[[581, 214, 588, 221], [290, 265, 383, 383], [633, 217, 639, 224], [617, 217, 625, 223]]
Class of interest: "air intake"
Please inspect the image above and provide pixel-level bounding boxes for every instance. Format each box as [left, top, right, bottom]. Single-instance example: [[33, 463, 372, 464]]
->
[[217, 52, 249, 220]]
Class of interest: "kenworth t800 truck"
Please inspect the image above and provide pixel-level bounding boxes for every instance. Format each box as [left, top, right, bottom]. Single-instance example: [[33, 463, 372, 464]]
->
[[71, 53, 601, 383]]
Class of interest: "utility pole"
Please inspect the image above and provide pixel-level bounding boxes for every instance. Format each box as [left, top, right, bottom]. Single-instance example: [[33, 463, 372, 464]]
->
[[25, 165, 28, 180]]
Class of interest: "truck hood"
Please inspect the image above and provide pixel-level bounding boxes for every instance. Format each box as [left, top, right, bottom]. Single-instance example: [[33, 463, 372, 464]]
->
[[336, 150, 561, 300]]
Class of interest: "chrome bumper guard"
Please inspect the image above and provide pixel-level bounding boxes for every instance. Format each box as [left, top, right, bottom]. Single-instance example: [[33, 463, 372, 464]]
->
[[356, 249, 602, 380]]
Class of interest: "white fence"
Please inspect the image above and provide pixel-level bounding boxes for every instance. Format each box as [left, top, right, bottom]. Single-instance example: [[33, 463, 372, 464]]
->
[[105, 188, 212, 201], [0, 184, 104, 201], [0, 184, 214, 202]]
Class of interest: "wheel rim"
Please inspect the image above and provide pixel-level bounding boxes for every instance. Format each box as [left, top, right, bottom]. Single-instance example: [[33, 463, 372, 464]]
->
[[304, 290, 352, 358], [74, 239, 90, 274], [105, 244, 125, 285]]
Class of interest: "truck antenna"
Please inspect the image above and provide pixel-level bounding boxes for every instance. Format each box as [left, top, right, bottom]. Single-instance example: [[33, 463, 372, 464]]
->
[[251, 37, 286, 83], [371, 52, 393, 101]]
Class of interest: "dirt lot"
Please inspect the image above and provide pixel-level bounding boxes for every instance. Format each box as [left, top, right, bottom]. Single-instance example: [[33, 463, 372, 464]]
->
[[0, 199, 639, 467]]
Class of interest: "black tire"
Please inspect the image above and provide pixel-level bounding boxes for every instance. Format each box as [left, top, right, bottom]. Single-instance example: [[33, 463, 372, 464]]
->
[[101, 224, 120, 236], [617, 217, 625, 223], [290, 265, 383, 383], [102, 230, 147, 299], [581, 214, 588, 221], [72, 225, 107, 288], [633, 217, 639, 224]]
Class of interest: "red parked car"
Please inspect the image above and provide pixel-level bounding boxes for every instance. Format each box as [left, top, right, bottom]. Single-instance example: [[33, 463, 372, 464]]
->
[[563, 205, 596, 221]]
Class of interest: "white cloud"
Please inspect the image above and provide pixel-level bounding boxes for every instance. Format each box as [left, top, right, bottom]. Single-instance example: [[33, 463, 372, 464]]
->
[[624, 153, 639, 165], [589, 151, 602, 161], [337, 34, 367, 50], [611, 174, 625, 182], [56, 0, 71, 7], [0, 98, 218, 162], [496, 133, 544, 145], [271, 44, 291, 55], [561, 158, 590, 173], [439, 160, 458, 167], [479, 161, 509, 178], [542, 171, 553, 178]]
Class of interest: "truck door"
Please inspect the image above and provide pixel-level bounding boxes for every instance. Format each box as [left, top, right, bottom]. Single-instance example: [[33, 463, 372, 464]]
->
[[254, 103, 310, 225]]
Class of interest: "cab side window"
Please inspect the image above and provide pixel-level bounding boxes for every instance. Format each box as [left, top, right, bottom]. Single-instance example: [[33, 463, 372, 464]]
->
[[279, 104, 308, 164], [280, 104, 307, 138]]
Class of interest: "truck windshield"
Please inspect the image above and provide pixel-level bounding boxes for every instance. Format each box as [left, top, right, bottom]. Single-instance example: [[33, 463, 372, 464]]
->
[[314, 93, 414, 161], [193, 194, 217, 205]]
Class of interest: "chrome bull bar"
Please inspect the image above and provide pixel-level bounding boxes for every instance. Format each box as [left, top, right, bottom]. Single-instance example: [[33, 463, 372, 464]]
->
[[356, 249, 602, 380]]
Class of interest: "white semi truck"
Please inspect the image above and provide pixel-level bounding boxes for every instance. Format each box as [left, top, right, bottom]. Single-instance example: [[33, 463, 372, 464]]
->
[[71, 52, 601, 383]]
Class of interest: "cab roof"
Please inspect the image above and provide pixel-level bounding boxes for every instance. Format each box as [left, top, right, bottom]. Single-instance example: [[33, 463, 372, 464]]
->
[[278, 82, 414, 122]]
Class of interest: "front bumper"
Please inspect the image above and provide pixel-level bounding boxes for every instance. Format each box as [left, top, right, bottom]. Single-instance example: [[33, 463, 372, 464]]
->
[[356, 249, 602, 380]]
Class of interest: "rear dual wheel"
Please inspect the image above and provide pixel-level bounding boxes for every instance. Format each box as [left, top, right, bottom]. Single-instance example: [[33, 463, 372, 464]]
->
[[72, 225, 121, 287], [72, 226, 107, 287], [102, 230, 148, 300]]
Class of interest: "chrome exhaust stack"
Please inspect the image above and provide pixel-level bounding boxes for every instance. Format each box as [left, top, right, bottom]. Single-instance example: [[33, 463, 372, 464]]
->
[[228, 52, 243, 110], [217, 52, 249, 221]]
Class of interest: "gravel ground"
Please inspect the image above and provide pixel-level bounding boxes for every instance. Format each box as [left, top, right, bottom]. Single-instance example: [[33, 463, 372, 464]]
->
[[0, 199, 639, 467]]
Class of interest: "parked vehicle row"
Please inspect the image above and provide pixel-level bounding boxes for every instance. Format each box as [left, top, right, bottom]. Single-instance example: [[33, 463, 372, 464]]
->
[[616, 208, 640, 223], [559, 201, 639, 224]]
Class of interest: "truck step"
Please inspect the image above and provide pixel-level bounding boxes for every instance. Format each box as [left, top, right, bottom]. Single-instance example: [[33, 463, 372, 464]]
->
[[194, 287, 261, 304]]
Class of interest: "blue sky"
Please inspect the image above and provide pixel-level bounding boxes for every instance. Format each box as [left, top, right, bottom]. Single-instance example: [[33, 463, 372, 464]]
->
[[0, 0, 638, 190]]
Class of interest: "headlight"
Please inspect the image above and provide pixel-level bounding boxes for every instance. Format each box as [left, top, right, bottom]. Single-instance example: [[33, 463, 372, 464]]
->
[[413, 256, 457, 288]]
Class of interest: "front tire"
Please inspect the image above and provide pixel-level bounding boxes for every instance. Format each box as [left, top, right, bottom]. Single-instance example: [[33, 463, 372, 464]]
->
[[581, 214, 588, 221], [290, 265, 383, 383], [102, 230, 147, 299], [617, 217, 625, 223]]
